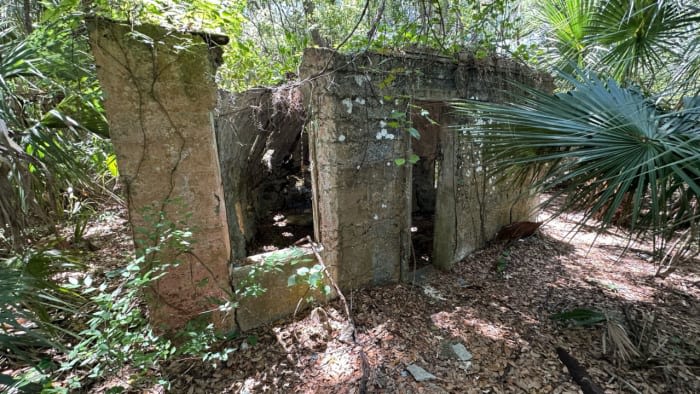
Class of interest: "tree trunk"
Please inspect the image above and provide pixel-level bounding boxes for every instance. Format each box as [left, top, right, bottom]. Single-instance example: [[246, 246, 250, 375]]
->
[[23, 0, 33, 34]]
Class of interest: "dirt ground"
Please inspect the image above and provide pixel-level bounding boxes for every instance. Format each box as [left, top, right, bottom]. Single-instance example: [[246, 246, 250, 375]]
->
[[7, 200, 698, 393], [162, 206, 699, 393]]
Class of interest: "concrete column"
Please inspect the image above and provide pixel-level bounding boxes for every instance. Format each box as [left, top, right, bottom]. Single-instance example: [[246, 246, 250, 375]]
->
[[88, 19, 232, 331]]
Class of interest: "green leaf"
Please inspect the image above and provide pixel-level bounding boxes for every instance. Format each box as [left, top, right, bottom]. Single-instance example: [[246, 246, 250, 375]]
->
[[390, 111, 406, 120], [408, 127, 420, 139], [408, 154, 420, 164], [296, 267, 309, 276], [550, 308, 606, 326], [105, 154, 119, 177], [287, 275, 297, 287], [394, 158, 406, 166]]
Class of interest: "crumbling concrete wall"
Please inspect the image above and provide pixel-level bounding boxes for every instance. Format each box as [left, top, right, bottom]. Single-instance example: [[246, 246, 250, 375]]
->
[[89, 15, 550, 331], [216, 86, 308, 259], [299, 49, 551, 287], [88, 19, 232, 331]]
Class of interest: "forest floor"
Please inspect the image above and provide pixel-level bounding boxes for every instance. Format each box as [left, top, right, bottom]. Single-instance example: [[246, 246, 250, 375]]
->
[[165, 203, 699, 394], [12, 199, 699, 393]]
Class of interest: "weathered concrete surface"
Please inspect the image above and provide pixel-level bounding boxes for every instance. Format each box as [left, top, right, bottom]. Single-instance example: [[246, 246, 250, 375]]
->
[[230, 244, 331, 331], [88, 19, 232, 331], [215, 86, 307, 260], [299, 48, 552, 285]]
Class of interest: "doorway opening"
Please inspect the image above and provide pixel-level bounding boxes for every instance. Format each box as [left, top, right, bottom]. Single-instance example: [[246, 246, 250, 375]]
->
[[247, 130, 314, 255], [409, 102, 443, 270]]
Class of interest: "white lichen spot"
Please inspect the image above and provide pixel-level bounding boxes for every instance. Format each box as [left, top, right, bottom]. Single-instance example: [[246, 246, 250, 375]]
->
[[394, 99, 399, 105], [379, 99, 384, 105], [381, 203, 387, 208], [380, 120, 387, 128], [386, 162, 391, 166], [338, 135, 346, 142], [341, 98, 353, 114], [262, 149, 274, 170], [375, 128, 395, 140], [355, 97, 366, 105], [354, 75, 369, 87], [356, 165, 361, 170], [373, 214, 379, 220]]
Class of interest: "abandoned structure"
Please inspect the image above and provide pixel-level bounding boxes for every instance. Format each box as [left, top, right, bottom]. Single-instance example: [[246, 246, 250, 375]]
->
[[88, 19, 551, 331]]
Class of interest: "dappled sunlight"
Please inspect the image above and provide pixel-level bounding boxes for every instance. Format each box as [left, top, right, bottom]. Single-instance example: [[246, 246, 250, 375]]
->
[[431, 308, 510, 341], [314, 344, 359, 382]]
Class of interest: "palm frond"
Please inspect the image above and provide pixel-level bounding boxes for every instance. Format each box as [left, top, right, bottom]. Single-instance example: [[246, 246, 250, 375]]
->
[[1, 249, 82, 365], [453, 70, 700, 249], [588, 0, 700, 84], [536, 0, 598, 73]]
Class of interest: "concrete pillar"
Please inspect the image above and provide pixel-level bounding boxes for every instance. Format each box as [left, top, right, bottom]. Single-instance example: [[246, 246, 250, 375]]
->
[[88, 19, 232, 331]]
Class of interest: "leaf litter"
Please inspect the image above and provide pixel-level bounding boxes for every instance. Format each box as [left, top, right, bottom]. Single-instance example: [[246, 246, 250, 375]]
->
[[165, 203, 699, 393], [13, 199, 697, 393]]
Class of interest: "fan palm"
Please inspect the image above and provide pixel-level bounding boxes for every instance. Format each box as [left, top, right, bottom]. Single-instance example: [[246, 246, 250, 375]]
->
[[0, 20, 106, 249], [453, 71, 700, 273], [535, 0, 597, 74], [587, 0, 699, 85], [535, 0, 699, 93]]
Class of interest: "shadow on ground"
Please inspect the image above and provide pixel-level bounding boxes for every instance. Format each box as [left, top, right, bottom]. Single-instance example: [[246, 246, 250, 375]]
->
[[163, 228, 699, 394]]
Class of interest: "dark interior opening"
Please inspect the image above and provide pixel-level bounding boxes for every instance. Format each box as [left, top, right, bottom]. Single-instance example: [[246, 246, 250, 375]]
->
[[247, 130, 314, 255], [410, 102, 443, 269]]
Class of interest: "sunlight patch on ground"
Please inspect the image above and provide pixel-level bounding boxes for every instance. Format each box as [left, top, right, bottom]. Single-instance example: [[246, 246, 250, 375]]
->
[[430, 308, 510, 341], [315, 344, 359, 382]]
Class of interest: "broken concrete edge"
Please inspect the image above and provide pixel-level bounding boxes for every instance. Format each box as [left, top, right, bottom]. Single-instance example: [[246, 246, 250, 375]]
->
[[85, 16, 228, 75], [230, 243, 335, 331], [84, 15, 229, 47], [299, 47, 551, 87]]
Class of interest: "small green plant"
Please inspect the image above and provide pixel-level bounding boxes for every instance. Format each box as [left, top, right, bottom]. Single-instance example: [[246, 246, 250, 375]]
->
[[495, 248, 511, 276], [384, 105, 437, 167], [288, 262, 332, 297], [64, 191, 96, 245], [551, 308, 640, 363], [550, 308, 607, 326], [53, 205, 236, 391]]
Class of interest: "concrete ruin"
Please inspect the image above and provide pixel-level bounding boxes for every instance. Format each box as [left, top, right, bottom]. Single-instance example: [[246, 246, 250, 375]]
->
[[89, 19, 551, 331], [88, 20, 233, 331]]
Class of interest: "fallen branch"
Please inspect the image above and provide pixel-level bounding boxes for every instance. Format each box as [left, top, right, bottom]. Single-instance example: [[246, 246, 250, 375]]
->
[[304, 236, 370, 393], [604, 368, 642, 394], [556, 347, 605, 394]]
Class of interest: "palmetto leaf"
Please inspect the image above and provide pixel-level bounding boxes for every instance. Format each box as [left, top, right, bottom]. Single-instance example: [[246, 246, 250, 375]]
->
[[0, 26, 43, 92], [453, 71, 700, 242], [587, 0, 700, 83], [1, 249, 82, 366], [536, 0, 597, 73], [672, 31, 700, 98]]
